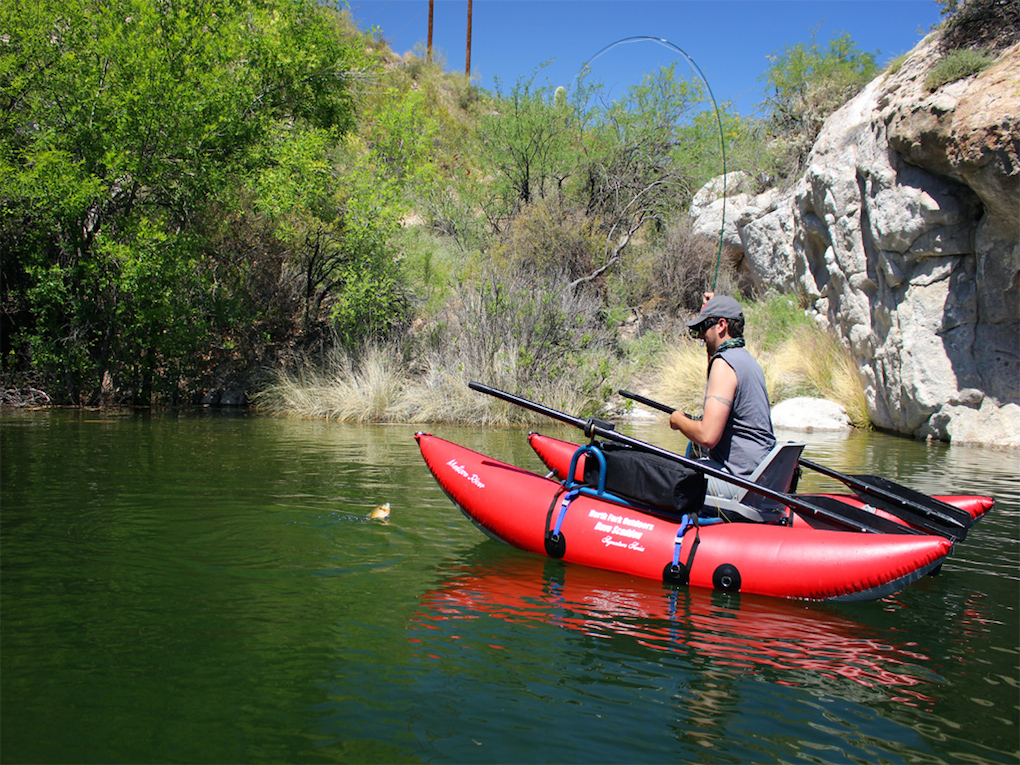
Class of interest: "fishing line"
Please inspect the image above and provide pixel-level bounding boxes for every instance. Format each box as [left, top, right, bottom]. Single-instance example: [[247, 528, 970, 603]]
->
[[581, 36, 727, 291]]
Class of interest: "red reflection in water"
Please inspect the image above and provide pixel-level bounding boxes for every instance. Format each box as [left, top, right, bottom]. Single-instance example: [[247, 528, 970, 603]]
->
[[411, 553, 947, 709]]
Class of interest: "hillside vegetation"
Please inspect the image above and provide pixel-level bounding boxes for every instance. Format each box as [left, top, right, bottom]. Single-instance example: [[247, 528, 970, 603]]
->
[[3, 0, 1004, 421]]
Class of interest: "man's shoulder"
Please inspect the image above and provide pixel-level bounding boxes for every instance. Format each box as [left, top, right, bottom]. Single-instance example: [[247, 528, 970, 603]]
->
[[716, 346, 766, 379], [714, 345, 752, 366], [707, 354, 738, 382]]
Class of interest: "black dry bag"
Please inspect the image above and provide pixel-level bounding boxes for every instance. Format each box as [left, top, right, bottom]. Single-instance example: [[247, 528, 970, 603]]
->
[[582, 442, 706, 516]]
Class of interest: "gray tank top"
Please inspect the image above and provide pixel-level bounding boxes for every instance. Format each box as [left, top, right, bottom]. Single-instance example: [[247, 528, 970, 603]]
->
[[710, 347, 775, 477]]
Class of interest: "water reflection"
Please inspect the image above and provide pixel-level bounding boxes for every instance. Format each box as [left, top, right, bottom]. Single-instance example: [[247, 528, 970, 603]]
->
[[411, 547, 947, 712]]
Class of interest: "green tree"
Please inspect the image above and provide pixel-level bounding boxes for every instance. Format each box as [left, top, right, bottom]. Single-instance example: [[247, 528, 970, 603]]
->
[[248, 119, 413, 346], [675, 108, 774, 190], [570, 64, 703, 286], [476, 72, 578, 225], [760, 29, 878, 177], [1, 0, 358, 403]]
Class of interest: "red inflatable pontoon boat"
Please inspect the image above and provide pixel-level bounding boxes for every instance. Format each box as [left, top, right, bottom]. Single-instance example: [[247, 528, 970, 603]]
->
[[416, 432, 963, 602]]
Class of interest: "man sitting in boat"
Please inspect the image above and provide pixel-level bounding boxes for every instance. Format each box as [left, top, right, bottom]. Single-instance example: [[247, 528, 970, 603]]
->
[[668, 294, 776, 501]]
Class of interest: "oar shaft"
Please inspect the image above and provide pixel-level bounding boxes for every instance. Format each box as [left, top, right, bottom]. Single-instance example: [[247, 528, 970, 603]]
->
[[798, 457, 965, 528], [800, 457, 884, 497], [472, 382, 893, 534], [469, 382, 616, 435]]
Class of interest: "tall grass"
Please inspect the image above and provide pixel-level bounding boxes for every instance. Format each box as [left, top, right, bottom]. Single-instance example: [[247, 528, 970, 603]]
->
[[768, 324, 869, 427], [257, 291, 870, 427], [256, 341, 618, 425], [255, 266, 624, 425], [255, 343, 405, 422]]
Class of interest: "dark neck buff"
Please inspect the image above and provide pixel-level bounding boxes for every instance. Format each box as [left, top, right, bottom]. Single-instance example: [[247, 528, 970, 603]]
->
[[714, 338, 745, 356]]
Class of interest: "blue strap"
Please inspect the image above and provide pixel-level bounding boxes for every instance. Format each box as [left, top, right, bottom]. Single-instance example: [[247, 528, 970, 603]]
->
[[671, 514, 691, 568], [552, 488, 580, 539]]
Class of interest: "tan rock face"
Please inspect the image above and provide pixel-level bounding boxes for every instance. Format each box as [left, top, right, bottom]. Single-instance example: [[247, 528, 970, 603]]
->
[[690, 36, 1020, 447], [888, 42, 1020, 228]]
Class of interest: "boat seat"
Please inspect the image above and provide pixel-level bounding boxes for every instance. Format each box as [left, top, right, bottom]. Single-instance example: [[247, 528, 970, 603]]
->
[[701, 441, 806, 523]]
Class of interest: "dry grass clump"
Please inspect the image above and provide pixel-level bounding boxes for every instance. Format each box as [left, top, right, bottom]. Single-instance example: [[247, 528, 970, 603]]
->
[[650, 341, 711, 416], [768, 324, 869, 427], [255, 265, 623, 424], [255, 343, 404, 421], [390, 358, 483, 424], [256, 341, 617, 426]]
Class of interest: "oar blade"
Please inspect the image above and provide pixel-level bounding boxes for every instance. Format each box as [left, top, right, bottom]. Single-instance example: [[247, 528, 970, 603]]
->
[[850, 474, 974, 528], [851, 488, 968, 542]]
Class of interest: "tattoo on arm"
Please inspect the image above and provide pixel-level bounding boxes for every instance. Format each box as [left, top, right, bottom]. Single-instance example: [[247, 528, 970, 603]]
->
[[705, 394, 733, 409]]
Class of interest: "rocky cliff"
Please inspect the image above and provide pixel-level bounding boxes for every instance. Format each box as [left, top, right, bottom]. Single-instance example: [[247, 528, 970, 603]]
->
[[693, 35, 1019, 447]]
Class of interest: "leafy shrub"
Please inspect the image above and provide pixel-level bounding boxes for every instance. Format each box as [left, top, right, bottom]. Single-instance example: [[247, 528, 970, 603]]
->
[[477, 74, 577, 220], [759, 30, 879, 178], [419, 267, 619, 419], [622, 219, 737, 320], [924, 48, 998, 91], [742, 292, 810, 353], [403, 46, 448, 83], [395, 227, 465, 315], [492, 199, 602, 282], [414, 183, 486, 252]]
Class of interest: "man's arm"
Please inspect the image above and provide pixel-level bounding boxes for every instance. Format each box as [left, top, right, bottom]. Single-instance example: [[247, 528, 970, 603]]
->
[[669, 359, 737, 449]]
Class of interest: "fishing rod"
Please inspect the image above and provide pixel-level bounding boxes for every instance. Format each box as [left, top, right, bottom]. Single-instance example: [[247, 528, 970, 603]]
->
[[581, 35, 728, 290]]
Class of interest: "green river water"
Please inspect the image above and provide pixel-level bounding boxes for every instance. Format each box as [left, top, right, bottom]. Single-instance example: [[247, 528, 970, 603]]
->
[[1, 409, 1017, 763]]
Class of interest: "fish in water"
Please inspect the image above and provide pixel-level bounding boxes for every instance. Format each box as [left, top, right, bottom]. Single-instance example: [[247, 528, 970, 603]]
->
[[335, 503, 391, 523], [367, 502, 391, 522]]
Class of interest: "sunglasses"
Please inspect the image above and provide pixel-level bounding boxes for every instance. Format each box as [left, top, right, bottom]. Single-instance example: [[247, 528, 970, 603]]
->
[[688, 317, 721, 339]]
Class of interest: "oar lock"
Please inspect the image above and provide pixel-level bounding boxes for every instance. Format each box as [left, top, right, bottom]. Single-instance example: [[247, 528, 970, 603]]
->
[[583, 417, 615, 438]]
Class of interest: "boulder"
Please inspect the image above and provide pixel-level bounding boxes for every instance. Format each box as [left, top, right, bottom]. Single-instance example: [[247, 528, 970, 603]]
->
[[200, 382, 248, 407], [917, 397, 1020, 449], [771, 397, 852, 432]]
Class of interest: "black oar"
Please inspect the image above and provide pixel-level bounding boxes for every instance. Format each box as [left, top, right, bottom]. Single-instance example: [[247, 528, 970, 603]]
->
[[470, 382, 918, 536], [618, 388, 971, 540]]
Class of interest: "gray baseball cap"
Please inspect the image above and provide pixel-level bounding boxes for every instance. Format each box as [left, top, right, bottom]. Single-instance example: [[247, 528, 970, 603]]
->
[[685, 295, 744, 328]]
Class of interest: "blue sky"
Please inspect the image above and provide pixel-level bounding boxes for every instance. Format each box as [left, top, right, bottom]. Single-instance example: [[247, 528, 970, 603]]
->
[[345, 0, 944, 115]]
